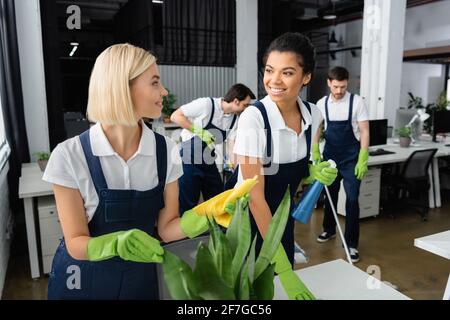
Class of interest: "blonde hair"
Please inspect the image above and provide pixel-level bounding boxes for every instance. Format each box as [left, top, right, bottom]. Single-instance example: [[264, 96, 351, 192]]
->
[[87, 43, 156, 126]]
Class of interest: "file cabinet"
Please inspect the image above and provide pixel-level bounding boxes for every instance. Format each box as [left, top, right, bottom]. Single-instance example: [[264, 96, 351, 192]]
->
[[38, 196, 62, 274], [337, 167, 381, 218]]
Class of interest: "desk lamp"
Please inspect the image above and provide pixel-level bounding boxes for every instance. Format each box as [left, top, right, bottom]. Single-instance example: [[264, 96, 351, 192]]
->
[[406, 109, 430, 146]]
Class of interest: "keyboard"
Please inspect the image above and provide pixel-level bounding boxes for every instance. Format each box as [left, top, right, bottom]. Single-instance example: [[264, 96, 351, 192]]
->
[[369, 149, 396, 156]]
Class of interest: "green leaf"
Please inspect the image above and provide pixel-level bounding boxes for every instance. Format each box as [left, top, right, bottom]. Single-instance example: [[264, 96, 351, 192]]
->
[[209, 219, 233, 287], [254, 187, 291, 279], [253, 264, 275, 300], [247, 235, 257, 283], [162, 251, 198, 300], [192, 243, 235, 300], [228, 199, 251, 284], [237, 254, 250, 300]]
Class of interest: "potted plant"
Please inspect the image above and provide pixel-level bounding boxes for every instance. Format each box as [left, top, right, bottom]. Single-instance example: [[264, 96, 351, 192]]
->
[[34, 152, 50, 171], [162, 89, 177, 123], [396, 126, 412, 148], [161, 188, 305, 300]]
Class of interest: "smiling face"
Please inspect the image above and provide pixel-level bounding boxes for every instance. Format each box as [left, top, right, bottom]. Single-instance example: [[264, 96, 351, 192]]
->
[[130, 63, 168, 120], [263, 51, 311, 107]]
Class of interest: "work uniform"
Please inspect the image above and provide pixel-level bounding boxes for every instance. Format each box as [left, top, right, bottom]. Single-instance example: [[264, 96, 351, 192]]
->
[[43, 121, 182, 299], [316, 92, 368, 249], [179, 97, 237, 213], [233, 95, 322, 263]]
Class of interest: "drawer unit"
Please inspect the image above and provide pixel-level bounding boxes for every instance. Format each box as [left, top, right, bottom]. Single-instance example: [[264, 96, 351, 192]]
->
[[337, 168, 381, 219], [38, 196, 62, 274]]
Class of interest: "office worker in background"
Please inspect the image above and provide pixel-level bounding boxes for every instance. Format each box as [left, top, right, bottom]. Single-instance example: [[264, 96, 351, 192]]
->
[[233, 32, 338, 266], [313, 66, 370, 263], [170, 84, 255, 214]]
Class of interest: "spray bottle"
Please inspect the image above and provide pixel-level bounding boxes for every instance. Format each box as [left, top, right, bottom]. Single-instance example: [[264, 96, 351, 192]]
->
[[292, 160, 337, 224]]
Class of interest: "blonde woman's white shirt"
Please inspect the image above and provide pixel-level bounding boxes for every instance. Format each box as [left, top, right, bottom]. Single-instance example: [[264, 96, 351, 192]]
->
[[43, 121, 183, 222], [233, 95, 323, 185], [316, 91, 368, 141], [179, 97, 237, 142]]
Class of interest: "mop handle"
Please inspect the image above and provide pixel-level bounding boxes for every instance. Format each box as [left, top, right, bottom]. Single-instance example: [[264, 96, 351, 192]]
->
[[323, 184, 353, 265]]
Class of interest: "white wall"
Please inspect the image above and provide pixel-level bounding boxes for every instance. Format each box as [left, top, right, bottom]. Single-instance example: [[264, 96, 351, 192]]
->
[[15, 0, 49, 160], [328, 20, 363, 94], [400, 1, 450, 108], [236, 0, 258, 96]]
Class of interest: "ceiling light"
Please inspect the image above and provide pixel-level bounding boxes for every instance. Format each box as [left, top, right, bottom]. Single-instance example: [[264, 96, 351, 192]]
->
[[152, 0, 164, 3], [69, 45, 78, 57], [323, 13, 337, 20]]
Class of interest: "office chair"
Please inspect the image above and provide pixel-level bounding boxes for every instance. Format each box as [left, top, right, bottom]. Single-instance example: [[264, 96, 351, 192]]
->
[[156, 235, 209, 300], [381, 148, 438, 221]]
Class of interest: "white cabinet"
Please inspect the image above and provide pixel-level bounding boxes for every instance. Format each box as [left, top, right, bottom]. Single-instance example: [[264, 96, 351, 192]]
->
[[337, 168, 381, 218], [38, 196, 63, 274]]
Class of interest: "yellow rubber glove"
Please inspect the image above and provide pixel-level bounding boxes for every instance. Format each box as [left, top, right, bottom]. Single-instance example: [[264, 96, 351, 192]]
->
[[190, 124, 215, 150], [354, 149, 369, 180], [87, 229, 164, 263], [180, 176, 258, 237], [311, 143, 321, 164], [272, 245, 315, 300]]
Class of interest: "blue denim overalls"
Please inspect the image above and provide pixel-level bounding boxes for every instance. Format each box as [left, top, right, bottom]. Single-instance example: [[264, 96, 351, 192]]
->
[[48, 129, 167, 299], [247, 100, 311, 264], [323, 94, 361, 248]]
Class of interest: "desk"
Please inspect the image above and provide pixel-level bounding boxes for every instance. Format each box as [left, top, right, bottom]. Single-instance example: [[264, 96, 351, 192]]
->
[[18, 163, 53, 279], [368, 140, 450, 208], [338, 140, 450, 217], [414, 231, 450, 299], [274, 259, 410, 300]]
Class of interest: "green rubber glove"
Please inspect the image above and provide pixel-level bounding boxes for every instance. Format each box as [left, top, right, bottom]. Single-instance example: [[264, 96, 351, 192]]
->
[[312, 143, 321, 164], [87, 229, 164, 263], [272, 246, 315, 300], [303, 161, 338, 186], [190, 124, 215, 150], [354, 149, 369, 180], [180, 210, 209, 239]]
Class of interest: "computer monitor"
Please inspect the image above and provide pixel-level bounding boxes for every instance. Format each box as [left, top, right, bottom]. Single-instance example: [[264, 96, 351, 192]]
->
[[393, 109, 422, 140], [433, 110, 450, 141], [369, 119, 388, 146]]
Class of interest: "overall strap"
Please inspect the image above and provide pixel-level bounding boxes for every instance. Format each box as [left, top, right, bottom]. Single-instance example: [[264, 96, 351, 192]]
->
[[324, 96, 330, 123], [228, 114, 237, 130], [154, 132, 167, 187], [253, 101, 273, 167], [302, 101, 312, 158], [348, 93, 355, 123], [206, 97, 215, 127], [79, 130, 108, 192]]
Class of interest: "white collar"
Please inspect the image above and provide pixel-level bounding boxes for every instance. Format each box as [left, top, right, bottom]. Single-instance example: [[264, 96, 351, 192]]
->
[[260, 95, 312, 131], [328, 91, 350, 103], [89, 120, 155, 157]]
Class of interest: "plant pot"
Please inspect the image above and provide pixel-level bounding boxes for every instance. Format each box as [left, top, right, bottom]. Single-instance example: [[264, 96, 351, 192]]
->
[[399, 136, 411, 148], [37, 160, 48, 172]]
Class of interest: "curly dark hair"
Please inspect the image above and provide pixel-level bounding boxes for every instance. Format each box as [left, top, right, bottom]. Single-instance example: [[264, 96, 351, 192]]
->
[[263, 32, 316, 76]]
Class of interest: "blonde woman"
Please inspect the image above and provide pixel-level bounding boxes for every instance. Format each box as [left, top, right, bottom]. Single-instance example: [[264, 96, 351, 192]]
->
[[43, 44, 191, 299]]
